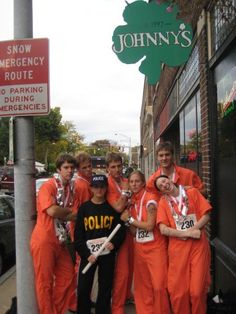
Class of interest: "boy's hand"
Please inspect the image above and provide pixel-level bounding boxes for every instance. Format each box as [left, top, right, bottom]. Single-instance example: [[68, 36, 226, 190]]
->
[[105, 241, 114, 251], [88, 254, 97, 264]]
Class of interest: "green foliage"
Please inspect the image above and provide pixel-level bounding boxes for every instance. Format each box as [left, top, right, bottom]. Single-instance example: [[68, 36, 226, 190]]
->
[[88, 139, 121, 157], [61, 121, 84, 155], [0, 107, 85, 167], [34, 107, 63, 143], [48, 162, 56, 174], [34, 108, 84, 167]]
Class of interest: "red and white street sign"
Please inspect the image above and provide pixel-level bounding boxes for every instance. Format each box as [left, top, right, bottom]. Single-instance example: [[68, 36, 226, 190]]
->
[[0, 38, 49, 117]]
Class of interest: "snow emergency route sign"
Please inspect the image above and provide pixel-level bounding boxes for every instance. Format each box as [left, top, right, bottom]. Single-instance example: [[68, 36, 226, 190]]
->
[[0, 38, 49, 117]]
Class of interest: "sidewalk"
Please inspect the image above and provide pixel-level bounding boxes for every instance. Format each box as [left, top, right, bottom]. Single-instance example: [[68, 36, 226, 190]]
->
[[0, 267, 135, 314], [0, 266, 16, 314]]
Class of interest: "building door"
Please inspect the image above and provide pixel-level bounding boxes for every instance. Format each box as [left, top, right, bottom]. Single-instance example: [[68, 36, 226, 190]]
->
[[213, 44, 236, 299]]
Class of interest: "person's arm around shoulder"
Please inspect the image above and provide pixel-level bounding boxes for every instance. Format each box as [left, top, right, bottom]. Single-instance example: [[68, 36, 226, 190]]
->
[[186, 169, 207, 197], [121, 202, 157, 232], [108, 180, 131, 213], [146, 172, 158, 194]]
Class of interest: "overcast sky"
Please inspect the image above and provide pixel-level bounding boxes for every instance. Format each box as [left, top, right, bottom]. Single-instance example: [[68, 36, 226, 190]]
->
[[0, 0, 144, 147]]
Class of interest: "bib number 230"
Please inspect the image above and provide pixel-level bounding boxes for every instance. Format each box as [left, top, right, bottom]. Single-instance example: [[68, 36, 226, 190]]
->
[[176, 214, 197, 231]]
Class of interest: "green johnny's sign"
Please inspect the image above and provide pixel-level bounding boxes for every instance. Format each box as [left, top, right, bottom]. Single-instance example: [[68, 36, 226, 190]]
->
[[112, 0, 193, 84]]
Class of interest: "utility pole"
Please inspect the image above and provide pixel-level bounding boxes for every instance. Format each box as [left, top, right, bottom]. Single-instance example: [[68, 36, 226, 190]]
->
[[9, 117, 14, 164], [115, 133, 132, 166], [14, 0, 39, 312]]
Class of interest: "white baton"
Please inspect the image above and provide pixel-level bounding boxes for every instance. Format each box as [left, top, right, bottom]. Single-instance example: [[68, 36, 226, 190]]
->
[[82, 223, 121, 274]]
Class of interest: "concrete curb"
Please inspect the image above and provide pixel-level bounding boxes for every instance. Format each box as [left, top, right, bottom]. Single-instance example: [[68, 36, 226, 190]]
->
[[0, 266, 16, 285]]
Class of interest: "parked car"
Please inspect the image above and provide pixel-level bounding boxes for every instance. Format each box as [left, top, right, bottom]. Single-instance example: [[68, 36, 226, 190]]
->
[[0, 163, 47, 195], [0, 194, 15, 275], [0, 166, 14, 194], [36, 177, 50, 196]]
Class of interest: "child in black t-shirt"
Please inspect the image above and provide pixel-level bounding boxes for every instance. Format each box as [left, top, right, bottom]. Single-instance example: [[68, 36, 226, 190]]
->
[[74, 174, 125, 314]]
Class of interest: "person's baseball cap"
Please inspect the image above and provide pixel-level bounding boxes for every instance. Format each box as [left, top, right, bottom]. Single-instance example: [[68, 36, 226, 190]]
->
[[90, 174, 108, 188]]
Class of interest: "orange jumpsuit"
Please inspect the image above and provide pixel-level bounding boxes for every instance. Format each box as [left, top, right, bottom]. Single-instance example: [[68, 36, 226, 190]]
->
[[74, 173, 92, 203], [131, 189, 170, 314], [107, 175, 134, 314], [72, 174, 92, 239], [30, 178, 79, 314], [146, 164, 204, 199], [157, 188, 212, 314]]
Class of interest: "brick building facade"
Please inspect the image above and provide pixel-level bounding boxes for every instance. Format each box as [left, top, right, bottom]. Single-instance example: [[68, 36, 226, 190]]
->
[[140, 0, 236, 307]]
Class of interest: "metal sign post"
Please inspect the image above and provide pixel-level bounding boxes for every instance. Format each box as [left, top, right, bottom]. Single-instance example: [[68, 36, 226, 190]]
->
[[14, 0, 40, 312]]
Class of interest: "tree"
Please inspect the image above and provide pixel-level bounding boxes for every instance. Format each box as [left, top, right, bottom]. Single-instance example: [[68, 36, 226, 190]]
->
[[34, 107, 64, 166], [34, 107, 63, 143], [88, 139, 119, 156], [0, 107, 85, 169], [34, 108, 84, 168], [61, 120, 84, 155]]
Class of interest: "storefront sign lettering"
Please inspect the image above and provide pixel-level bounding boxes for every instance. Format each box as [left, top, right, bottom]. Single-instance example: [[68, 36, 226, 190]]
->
[[112, 0, 193, 84], [222, 81, 236, 117], [223, 99, 235, 117], [113, 30, 192, 54]]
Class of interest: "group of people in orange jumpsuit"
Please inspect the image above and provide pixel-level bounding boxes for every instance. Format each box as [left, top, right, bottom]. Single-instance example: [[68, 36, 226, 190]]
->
[[120, 141, 211, 314], [30, 141, 212, 314]]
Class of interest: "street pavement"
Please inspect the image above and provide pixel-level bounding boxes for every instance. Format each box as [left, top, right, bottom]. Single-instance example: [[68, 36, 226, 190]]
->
[[0, 266, 16, 314], [0, 266, 136, 314]]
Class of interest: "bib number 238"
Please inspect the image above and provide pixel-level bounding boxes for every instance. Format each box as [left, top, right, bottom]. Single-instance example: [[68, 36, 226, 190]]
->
[[86, 237, 110, 256]]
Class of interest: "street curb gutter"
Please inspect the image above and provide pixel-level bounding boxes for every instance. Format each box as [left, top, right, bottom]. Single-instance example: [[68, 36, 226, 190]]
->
[[0, 266, 16, 285]]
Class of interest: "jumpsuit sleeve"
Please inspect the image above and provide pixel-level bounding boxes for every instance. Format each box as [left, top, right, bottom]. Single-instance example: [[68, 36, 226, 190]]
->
[[73, 205, 91, 259], [37, 181, 56, 213], [189, 188, 212, 217], [192, 172, 204, 191], [146, 172, 155, 193], [146, 173, 163, 201], [156, 198, 170, 227], [74, 179, 92, 205], [106, 188, 119, 205], [110, 211, 126, 251]]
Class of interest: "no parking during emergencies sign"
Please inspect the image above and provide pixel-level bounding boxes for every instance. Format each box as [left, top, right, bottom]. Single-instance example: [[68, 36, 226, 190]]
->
[[0, 38, 49, 117]]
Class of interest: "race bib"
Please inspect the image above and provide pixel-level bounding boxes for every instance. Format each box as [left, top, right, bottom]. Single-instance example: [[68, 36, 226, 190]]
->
[[86, 237, 110, 256], [174, 214, 197, 231], [54, 219, 70, 244], [136, 228, 154, 243]]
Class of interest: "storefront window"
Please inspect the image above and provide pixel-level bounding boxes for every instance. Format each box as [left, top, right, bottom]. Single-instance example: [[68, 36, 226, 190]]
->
[[179, 91, 202, 176], [215, 46, 236, 252], [179, 111, 185, 164], [211, 0, 236, 54], [179, 44, 199, 104]]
